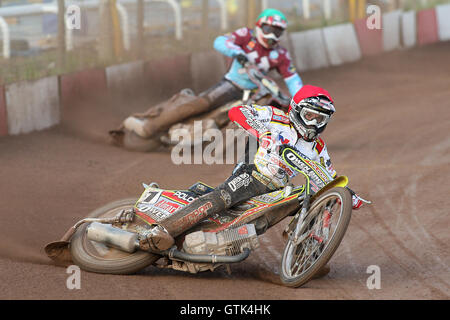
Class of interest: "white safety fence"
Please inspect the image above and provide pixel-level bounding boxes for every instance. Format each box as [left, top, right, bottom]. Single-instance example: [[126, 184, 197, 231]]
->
[[0, 0, 182, 59], [0, 0, 434, 59], [0, 0, 335, 60], [0, 0, 237, 59]]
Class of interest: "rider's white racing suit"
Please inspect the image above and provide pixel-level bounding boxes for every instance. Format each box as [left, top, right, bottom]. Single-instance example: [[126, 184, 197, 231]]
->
[[229, 104, 364, 209], [229, 104, 336, 186]]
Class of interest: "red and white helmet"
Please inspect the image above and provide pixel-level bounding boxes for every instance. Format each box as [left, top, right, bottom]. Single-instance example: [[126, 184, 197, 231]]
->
[[255, 8, 288, 48], [288, 85, 335, 141]]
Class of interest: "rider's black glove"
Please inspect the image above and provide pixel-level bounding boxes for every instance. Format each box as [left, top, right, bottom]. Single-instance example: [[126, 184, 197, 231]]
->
[[235, 53, 248, 66]]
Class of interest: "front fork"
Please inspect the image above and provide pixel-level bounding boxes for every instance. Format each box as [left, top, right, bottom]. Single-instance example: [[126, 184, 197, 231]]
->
[[283, 192, 311, 244], [284, 192, 337, 245], [285, 175, 350, 238]]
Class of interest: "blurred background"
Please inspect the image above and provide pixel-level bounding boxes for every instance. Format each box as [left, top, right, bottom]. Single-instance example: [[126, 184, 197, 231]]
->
[[0, 0, 449, 85]]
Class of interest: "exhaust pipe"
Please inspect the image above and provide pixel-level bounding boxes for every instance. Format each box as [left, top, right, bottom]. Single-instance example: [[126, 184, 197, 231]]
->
[[162, 247, 251, 264], [87, 222, 139, 253], [86, 222, 251, 263]]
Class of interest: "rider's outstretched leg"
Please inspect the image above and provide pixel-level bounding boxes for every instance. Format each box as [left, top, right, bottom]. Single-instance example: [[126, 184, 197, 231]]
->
[[140, 164, 276, 251]]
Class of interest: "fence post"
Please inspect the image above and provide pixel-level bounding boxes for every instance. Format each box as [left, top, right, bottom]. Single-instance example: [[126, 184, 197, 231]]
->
[[98, 0, 113, 62], [303, 0, 311, 19], [358, 0, 366, 18], [0, 17, 10, 58], [323, 0, 331, 20], [110, 0, 124, 59], [349, 0, 356, 22], [261, 0, 268, 11], [115, 3, 129, 51], [165, 0, 182, 40]]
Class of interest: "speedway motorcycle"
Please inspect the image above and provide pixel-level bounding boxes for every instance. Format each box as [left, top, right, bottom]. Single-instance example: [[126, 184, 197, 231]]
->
[[45, 147, 367, 287], [109, 64, 292, 152]]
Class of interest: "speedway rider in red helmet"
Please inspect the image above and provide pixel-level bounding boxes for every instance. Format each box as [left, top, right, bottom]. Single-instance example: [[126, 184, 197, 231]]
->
[[142, 85, 367, 253]]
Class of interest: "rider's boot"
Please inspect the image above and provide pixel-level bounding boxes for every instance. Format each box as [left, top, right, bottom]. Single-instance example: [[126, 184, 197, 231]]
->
[[139, 225, 175, 252]]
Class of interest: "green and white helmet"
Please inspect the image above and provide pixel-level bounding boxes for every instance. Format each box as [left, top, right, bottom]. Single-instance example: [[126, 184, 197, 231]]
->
[[255, 8, 288, 48]]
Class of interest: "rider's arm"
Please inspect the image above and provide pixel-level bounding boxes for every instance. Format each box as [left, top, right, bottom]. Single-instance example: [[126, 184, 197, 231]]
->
[[228, 105, 272, 138], [276, 48, 303, 96], [284, 74, 303, 97], [213, 27, 251, 58]]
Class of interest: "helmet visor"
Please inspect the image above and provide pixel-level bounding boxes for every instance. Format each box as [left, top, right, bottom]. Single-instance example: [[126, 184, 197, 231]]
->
[[300, 108, 329, 128], [261, 24, 284, 38]]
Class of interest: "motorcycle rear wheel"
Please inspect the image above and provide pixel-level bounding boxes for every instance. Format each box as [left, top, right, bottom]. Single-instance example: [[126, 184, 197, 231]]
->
[[70, 198, 159, 274], [279, 187, 352, 287]]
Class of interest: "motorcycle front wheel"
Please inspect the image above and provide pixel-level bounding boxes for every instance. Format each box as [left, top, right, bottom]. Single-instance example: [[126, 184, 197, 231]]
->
[[70, 198, 159, 274], [279, 187, 352, 287]]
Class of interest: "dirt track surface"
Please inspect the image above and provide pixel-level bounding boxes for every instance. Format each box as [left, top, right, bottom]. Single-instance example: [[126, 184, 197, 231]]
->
[[1, 43, 449, 300]]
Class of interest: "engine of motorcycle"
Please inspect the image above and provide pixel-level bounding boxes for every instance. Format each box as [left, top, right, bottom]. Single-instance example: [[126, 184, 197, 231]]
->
[[174, 224, 259, 273]]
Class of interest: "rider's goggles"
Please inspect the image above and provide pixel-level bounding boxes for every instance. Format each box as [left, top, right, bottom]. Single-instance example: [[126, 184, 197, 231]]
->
[[261, 24, 284, 39], [299, 107, 330, 128]]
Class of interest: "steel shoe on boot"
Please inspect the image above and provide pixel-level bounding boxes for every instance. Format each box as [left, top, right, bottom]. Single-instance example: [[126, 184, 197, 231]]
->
[[123, 116, 149, 138], [139, 225, 175, 252]]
